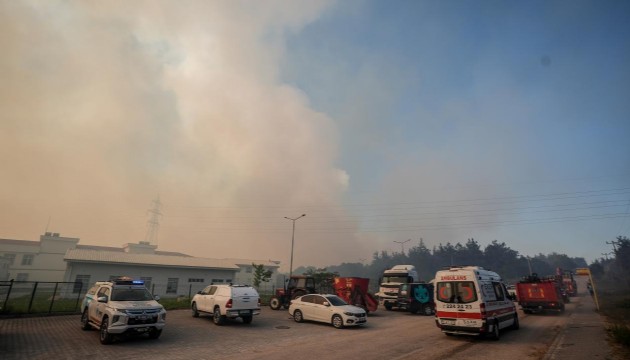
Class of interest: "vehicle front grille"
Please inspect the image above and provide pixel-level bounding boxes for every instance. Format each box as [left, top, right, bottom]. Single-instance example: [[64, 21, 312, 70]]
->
[[126, 308, 161, 325]]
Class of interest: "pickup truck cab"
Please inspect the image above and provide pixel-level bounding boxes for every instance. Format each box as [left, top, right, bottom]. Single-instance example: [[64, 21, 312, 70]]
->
[[191, 284, 261, 325]]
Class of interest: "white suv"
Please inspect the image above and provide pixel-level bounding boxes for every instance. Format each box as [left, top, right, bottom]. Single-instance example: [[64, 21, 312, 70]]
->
[[80, 278, 166, 344], [191, 284, 260, 325]]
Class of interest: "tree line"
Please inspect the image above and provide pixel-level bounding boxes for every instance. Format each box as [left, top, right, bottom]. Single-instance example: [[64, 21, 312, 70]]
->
[[294, 238, 589, 291]]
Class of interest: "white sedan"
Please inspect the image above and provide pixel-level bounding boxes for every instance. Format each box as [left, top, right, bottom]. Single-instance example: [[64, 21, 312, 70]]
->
[[288, 294, 367, 329]]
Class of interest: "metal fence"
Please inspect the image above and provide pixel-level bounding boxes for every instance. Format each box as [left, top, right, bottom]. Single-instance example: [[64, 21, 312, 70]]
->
[[0, 280, 84, 315], [0, 280, 280, 315]]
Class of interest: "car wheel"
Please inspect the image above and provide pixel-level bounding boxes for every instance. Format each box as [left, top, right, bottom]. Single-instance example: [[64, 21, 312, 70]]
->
[[192, 302, 199, 318], [269, 297, 282, 310], [488, 320, 500, 341], [242, 315, 253, 324], [213, 307, 225, 326], [332, 314, 344, 329], [148, 328, 162, 339], [511, 313, 520, 330], [99, 317, 113, 345], [293, 310, 303, 323], [422, 304, 433, 316], [81, 309, 91, 330]]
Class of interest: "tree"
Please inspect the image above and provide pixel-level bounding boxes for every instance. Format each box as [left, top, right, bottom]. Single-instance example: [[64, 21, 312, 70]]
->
[[252, 263, 273, 289]]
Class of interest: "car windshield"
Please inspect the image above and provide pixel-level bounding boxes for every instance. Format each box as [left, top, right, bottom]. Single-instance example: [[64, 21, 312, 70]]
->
[[325, 296, 348, 306], [382, 275, 408, 283], [111, 287, 154, 301]]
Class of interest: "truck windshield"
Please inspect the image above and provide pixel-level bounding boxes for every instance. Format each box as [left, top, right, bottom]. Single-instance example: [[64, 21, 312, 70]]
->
[[111, 288, 154, 301], [437, 281, 477, 304], [382, 276, 408, 283]]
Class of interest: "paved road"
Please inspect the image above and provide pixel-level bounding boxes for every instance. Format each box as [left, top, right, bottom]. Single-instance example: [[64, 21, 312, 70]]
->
[[0, 281, 614, 360]]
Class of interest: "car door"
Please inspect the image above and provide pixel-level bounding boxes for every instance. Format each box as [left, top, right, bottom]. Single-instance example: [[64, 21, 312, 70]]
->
[[197, 285, 212, 312], [311, 295, 330, 322], [205, 286, 218, 311], [92, 286, 110, 324], [297, 295, 316, 321]]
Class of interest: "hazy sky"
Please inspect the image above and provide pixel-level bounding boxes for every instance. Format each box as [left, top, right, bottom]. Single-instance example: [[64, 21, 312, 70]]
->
[[1, 0, 629, 270]]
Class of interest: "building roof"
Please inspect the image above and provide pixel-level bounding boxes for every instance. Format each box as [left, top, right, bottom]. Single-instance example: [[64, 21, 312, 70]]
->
[[64, 249, 240, 270], [75, 244, 191, 257], [221, 258, 281, 268], [0, 239, 39, 247]]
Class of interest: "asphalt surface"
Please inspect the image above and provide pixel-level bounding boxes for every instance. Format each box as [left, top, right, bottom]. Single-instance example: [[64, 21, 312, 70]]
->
[[0, 277, 619, 360]]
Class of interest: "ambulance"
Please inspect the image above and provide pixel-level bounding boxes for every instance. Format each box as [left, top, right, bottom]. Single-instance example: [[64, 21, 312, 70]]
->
[[434, 266, 519, 340]]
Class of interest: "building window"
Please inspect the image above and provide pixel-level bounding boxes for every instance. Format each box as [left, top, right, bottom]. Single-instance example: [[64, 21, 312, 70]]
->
[[188, 278, 204, 283], [21, 254, 34, 266], [73, 275, 91, 293], [211, 279, 224, 284], [167, 278, 179, 294], [140, 277, 152, 291], [16, 273, 28, 281], [3, 253, 16, 265]]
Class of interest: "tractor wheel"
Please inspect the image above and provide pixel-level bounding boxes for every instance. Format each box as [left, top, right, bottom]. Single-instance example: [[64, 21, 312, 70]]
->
[[269, 297, 282, 310]]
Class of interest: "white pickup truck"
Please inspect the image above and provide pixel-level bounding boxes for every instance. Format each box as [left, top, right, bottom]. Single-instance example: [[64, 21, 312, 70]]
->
[[191, 284, 261, 325]]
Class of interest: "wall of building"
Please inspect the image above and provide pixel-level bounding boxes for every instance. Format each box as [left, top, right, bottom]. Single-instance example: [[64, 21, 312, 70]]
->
[[64, 262, 237, 297]]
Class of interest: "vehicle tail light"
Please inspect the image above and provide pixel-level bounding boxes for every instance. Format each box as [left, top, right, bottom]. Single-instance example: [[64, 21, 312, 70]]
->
[[480, 303, 486, 319], [226, 299, 233, 308]]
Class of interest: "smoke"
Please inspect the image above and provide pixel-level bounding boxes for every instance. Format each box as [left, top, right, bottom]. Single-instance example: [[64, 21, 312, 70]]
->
[[0, 0, 365, 268]]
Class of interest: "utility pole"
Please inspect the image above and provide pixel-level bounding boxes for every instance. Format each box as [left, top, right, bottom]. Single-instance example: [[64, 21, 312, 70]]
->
[[394, 239, 411, 254], [144, 195, 162, 246], [284, 214, 306, 280]]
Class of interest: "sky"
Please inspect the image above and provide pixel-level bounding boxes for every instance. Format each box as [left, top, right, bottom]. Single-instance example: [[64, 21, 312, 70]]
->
[[1, 0, 629, 271]]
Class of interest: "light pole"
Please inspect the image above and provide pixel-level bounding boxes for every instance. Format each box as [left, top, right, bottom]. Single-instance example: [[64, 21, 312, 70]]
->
[[394, 239, 411, 254], [526, 256, 533, 275], [284, 214, 306, 280]]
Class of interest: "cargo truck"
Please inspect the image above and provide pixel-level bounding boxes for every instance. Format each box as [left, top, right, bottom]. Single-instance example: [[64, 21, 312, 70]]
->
[[376, 265, 418, 310], [516, 274, 565, 314]]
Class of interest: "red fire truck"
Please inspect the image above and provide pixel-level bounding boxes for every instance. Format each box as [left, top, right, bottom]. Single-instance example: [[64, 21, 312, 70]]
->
[[516, 274, 566, 314]]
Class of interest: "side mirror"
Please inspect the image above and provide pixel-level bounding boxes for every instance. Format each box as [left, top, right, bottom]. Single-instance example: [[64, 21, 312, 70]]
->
[[97, 296, 108, 303], [197, 291, 202, 294], [154, 295, 161, 301], [323, 301, 330, 307]]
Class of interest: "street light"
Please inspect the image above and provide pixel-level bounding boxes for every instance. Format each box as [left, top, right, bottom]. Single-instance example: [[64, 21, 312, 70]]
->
[[394, 239, 411, 254], [284, 214, 306, 280]]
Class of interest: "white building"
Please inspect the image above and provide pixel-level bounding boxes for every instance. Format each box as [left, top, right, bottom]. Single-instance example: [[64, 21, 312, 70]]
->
[[0, 233, 281, 297]]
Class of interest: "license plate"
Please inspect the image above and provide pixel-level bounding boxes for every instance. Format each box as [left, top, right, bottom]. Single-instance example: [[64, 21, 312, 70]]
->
[[441, 319, 456, 326], [136, 327, 148, 333], [138, 315, 148, 320], [239, 310, 251, 315]]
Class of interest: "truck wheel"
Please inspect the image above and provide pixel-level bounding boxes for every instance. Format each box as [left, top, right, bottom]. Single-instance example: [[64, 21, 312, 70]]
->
[[269, 297, 282, 310], [422, 304, 433, 316], [99, 317, 113, 345], [192, 302, 199, 318], [293, 310, 303, 323], [489, 321, 500, 341], [242, 315, 253, 324], [409, 304, 419, 314], [81, 309, 91, 330], [332, 314, 344, 329], [213, 307, 226, 326], [148, 328, 162, 339], [384, 303, 393, 311]]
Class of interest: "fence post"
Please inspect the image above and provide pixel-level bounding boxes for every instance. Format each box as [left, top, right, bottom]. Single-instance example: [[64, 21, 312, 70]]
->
[[188, 284, 192, 299], [48, 282, 59, 314], [74, 282, 83, 313], [27, 282, 39, 314], [2, 279, 14, 312]]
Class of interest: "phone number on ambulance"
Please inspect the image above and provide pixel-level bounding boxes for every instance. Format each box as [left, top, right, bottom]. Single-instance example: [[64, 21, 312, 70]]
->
[[444, 304, 473, 309]]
